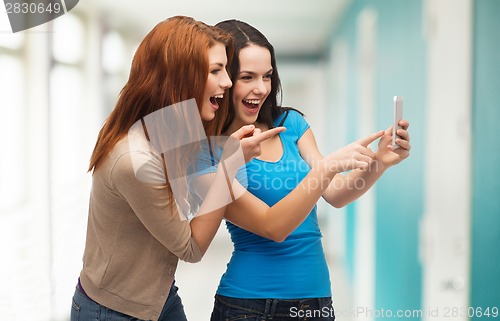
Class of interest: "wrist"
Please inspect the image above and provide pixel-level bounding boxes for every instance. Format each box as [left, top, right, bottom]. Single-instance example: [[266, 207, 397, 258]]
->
[[371, 159, 388, 173], [313, 158, 339, 178]]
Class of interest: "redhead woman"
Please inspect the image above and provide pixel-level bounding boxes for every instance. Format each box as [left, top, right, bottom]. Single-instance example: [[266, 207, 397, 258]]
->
[[70, 16, 283, 321]]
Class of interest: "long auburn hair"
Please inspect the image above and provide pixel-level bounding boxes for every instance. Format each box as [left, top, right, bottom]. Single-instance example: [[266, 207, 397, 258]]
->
[[214, 19, 302, 133], [89, 16, 233, 173]]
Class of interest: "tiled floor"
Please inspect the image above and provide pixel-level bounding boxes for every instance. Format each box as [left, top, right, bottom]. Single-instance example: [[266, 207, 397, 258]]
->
[[176, 226, 353, 321]]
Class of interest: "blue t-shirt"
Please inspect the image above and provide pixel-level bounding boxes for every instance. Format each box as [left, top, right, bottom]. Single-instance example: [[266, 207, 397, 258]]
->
[[217, 110, 332, 299]]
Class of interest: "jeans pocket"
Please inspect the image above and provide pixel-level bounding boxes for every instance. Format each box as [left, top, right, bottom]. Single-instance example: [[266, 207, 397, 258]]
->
[[103, 307, 138, 321], [228, 315, 260, 321], [212, 296, 262, 321], [70, 298, 80, 321], [226, 308, 261, 321]]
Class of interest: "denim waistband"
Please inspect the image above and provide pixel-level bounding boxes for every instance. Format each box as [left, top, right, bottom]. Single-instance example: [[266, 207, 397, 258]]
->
[[214, 294, 334, 319]]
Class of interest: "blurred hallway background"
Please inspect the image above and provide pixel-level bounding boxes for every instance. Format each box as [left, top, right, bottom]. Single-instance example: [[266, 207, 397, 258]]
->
[[1, 0, 499, 320]]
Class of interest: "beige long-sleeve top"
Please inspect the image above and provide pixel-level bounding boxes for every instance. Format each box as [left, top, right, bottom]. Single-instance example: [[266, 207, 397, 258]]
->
[[79, 133, 202, 321]]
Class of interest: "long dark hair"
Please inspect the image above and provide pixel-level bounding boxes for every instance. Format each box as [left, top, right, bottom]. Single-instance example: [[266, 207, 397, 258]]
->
[[215, 19, 301, 132]]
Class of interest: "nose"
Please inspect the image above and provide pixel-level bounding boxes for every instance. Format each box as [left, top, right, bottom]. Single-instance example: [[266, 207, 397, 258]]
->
[[252, 79, 268, 96], [220, 70, 232, 89]]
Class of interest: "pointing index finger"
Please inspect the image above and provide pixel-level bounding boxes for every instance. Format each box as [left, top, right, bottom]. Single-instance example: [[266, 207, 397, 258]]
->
[[253, 127, 286, 143], [357, 130, 385, 147]]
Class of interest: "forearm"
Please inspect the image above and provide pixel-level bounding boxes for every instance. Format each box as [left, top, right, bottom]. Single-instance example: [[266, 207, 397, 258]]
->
[[229, 161, 337, 242], [190, 154, 242, 256], [269, 166, 336, 240], [322, 160, 387, 208]]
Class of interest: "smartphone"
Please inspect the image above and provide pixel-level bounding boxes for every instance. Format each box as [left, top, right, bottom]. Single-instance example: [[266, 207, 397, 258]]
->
[[392, 96, 403, 148]]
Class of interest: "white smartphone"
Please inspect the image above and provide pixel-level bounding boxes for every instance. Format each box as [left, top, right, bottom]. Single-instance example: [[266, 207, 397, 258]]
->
[[392, 96, 403, 148]]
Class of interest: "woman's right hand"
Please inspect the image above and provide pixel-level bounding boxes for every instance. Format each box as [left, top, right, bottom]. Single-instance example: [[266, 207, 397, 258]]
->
[[227, 125, 286, 163], [325, 130, 384, 173]]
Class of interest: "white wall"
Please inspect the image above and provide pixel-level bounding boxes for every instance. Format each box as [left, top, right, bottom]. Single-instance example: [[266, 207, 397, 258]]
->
[[420, 0, 472, 318]]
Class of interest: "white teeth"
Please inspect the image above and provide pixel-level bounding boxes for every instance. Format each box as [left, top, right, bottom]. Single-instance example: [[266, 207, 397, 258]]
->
[[244, 99, 260, 105], [213, 94, 223, 99]]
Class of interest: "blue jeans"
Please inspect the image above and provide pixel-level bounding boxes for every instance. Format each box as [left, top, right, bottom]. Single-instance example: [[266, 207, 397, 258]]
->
[[70, 282, 187, 321], [210, 294, 335, 321]]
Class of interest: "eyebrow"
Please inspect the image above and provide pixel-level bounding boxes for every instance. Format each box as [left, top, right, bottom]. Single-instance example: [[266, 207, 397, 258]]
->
[[239, 68, 274, 75], [210, 62, 225, 68]]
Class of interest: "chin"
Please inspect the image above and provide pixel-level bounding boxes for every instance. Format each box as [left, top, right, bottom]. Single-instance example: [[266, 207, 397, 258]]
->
[[246, 115, 259, 124], [201, 111, 215, 122]]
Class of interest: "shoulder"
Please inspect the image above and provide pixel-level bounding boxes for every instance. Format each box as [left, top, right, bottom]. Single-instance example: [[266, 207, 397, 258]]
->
[[108, 136, 165, 186], [276, 108, 309, 140], [286, 108, 306, 122]]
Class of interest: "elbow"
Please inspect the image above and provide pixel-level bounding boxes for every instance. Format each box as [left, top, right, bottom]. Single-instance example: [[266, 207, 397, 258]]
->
[[323, 193, 348, 209], [178, 248, 203, 263], [181, 256, 202, 264], [272, 235, 287, 243], [324, 194, 349, 208], [177, 240, 204, 263], [181, 255, 202, 263], [264, 229, 290, 243], [329, 199, 348, 209]]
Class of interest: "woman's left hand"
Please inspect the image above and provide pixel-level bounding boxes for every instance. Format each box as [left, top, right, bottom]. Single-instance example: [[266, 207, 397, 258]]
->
[[375, 120, 411, 168]]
